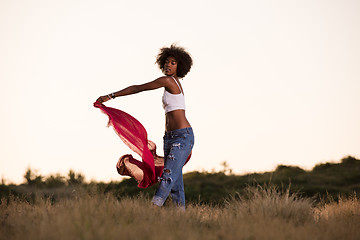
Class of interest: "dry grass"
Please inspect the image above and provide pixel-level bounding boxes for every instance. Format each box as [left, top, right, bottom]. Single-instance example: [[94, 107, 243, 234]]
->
[[1, 186, 359, 240]]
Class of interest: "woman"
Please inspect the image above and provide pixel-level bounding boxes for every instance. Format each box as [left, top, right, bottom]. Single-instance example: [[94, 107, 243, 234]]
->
[[96, 44, 194, 209]]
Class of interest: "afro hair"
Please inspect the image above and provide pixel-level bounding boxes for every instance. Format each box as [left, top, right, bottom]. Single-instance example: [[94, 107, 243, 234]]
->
[[156, 44, 193, 78]]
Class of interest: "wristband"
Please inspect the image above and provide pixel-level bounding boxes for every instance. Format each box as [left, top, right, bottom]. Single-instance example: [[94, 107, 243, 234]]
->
[[111, 92, 116, 99]]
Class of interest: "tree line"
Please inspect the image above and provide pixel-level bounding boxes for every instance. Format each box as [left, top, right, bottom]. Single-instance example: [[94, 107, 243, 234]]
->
[[1, 156, 359, 205]]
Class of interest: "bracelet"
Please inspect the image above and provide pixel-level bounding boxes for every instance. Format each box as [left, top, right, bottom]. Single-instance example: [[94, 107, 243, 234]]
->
[[107, 94, 111, 99], [111, 92, 116, 99]]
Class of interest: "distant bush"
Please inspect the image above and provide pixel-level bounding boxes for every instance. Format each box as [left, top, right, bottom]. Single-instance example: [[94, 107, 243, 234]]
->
[[24, 168, 45, 187], [313, 156, 360, 172], [67, 170, 84, 185], [341, 156, 359, 166], [45, 174, 66, 188], [275, 165, 306, 174], [23, 168, 85, 188]]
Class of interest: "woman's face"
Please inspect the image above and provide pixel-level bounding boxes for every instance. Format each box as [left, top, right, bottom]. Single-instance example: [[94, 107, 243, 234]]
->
[[164, 56, 178, 76]]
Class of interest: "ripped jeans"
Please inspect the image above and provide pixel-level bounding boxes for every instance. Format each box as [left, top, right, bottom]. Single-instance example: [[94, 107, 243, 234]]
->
[[152, 127, 194, 209]]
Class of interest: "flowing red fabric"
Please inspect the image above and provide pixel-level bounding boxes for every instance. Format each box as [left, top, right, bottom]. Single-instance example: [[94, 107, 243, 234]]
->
[[94, 101, 191, 188]]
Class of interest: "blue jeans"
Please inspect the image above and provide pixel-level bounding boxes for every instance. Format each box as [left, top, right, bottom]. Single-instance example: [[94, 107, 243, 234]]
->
[[152, 127, 194, 209]]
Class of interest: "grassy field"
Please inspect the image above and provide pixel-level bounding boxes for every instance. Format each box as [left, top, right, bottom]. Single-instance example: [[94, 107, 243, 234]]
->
[[1, 156, 359, 239], [1, 185, 359, 240]]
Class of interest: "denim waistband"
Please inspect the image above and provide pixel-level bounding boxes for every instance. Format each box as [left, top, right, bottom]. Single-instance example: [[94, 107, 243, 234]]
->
[[164, 127, 193, 138]]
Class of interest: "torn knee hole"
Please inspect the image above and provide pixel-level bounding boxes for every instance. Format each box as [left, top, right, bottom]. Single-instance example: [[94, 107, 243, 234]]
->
[[158, 176, 172, 183], [158, 168, 172, 182]]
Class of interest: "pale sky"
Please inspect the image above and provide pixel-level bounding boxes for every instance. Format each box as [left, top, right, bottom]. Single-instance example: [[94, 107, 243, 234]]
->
[[1, 0, 359, 184]]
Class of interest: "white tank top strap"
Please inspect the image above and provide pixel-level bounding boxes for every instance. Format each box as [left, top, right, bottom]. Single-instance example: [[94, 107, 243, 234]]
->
[[170, 76, 182, 94]]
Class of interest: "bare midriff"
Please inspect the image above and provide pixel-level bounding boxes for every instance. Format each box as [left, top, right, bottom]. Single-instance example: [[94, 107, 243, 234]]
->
[[165, 109, 191, 132]]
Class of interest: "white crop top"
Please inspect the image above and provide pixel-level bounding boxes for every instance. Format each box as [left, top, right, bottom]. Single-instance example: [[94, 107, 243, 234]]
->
[[162, 76, 186, 113]]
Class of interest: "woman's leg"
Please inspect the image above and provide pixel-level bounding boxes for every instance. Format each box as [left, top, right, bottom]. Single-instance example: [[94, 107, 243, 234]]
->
[[152, 128, 194, 208], [170, 172, 185, 207], [151, 141, 188, 206]]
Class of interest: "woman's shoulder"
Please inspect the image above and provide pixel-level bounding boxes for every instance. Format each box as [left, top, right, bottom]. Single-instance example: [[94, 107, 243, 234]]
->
[[156, 75, 174, 81], [154, 76, 177, 87]]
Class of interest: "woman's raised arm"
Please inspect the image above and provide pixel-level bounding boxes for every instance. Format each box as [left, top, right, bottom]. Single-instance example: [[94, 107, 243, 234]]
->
[[96, 76, 169, 103]]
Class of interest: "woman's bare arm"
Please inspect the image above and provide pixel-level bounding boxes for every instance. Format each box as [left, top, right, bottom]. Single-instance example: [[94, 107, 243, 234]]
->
[[96, 76, 169, 103]]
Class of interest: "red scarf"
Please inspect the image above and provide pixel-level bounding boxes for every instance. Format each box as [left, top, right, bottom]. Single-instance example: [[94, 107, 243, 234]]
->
[[94, 102, 190, 188]]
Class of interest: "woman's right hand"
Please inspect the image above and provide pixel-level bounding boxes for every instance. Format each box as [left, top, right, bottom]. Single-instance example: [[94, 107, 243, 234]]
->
[[96, 95, 110, 104]]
